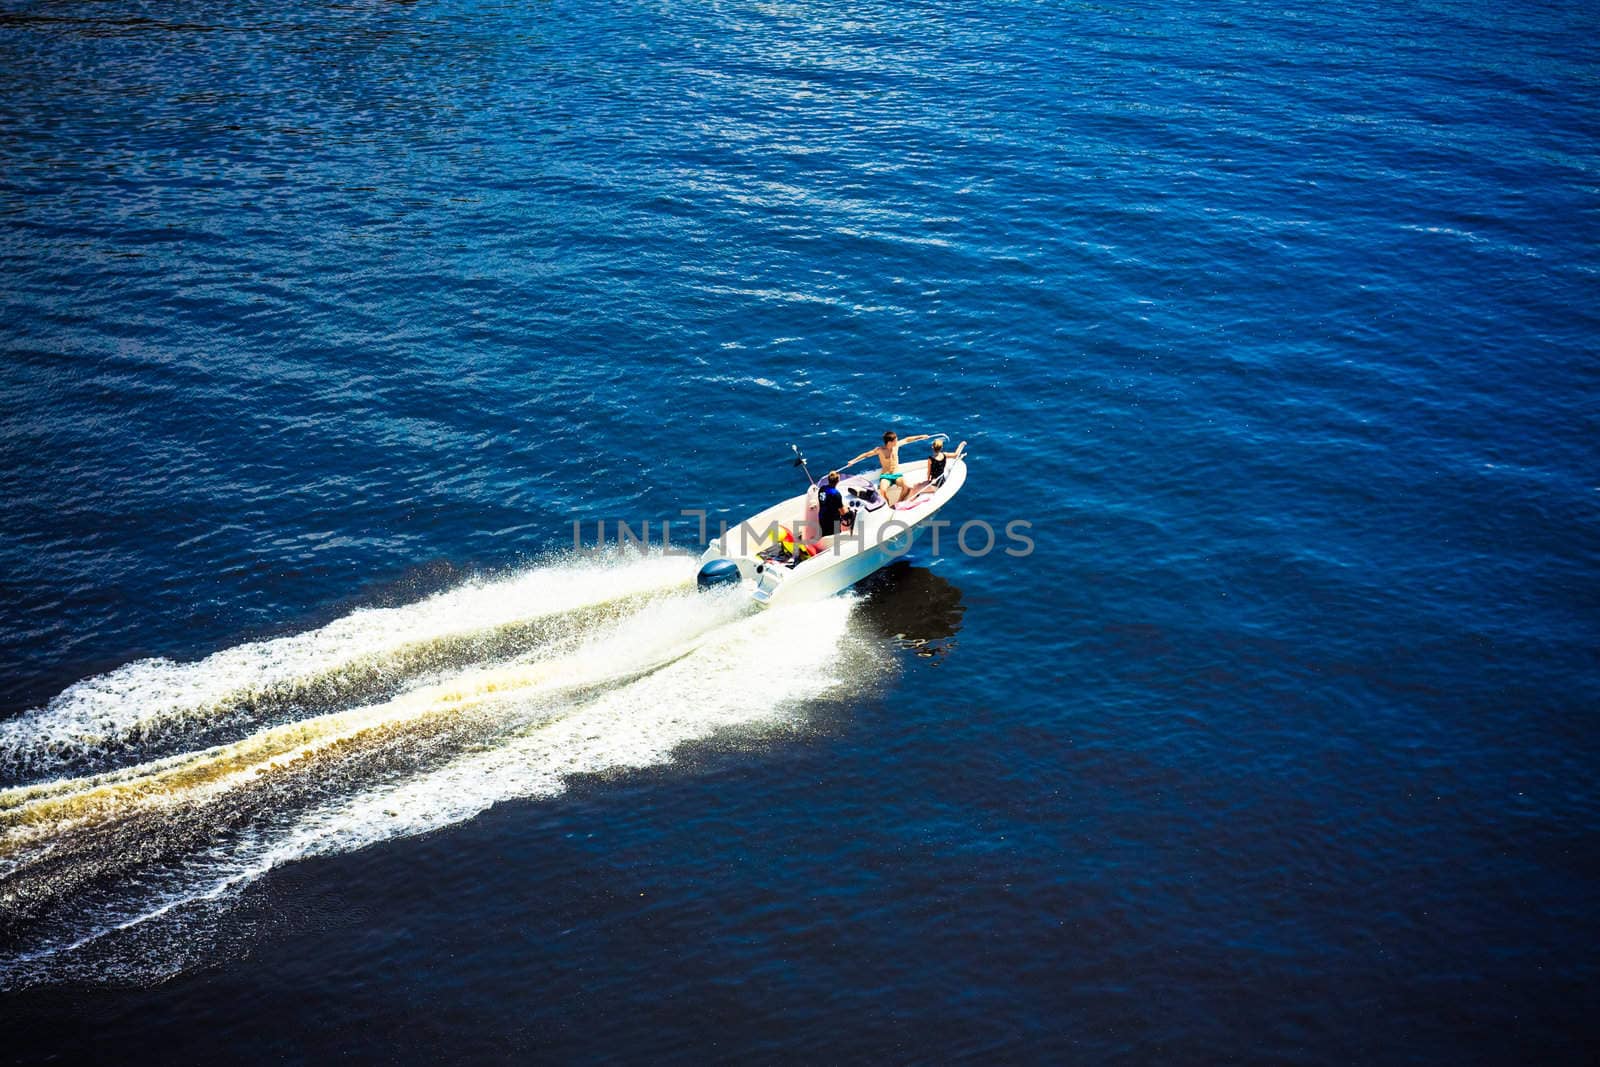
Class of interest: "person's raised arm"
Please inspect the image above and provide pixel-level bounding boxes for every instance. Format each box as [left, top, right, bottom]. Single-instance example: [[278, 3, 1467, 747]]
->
[[899, 434, 934, 446], [843, 449, 876, 468]]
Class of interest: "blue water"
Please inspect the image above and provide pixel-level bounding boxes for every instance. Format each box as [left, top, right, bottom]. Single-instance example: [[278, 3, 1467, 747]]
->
[[2, 0, 1597, 1060]]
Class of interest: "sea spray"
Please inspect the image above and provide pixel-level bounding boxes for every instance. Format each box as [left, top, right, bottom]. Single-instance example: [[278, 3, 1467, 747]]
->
[[0, 559, 882, 988], [0, 553, 694, 783]]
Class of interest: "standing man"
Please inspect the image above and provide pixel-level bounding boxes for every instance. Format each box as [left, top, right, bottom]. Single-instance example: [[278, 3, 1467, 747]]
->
[[845, 430, 938, 505]]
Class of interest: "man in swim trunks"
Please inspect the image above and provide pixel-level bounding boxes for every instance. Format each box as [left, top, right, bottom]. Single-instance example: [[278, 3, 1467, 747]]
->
[[845, 430, 936, 505]]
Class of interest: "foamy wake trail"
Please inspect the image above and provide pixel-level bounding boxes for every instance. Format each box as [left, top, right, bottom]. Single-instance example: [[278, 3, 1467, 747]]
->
[[0, 553, 693, 781], [0, 578, 877, 987], [0, 586, 749, 860], [273, 594, 863, 856]]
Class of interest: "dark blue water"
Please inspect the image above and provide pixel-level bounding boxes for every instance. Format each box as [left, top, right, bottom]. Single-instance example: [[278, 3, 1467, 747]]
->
[[2, 0, 1597, 1061]]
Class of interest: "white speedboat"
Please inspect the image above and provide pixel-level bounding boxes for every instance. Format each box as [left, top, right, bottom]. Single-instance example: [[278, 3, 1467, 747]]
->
[[696, 448, 969, 608]]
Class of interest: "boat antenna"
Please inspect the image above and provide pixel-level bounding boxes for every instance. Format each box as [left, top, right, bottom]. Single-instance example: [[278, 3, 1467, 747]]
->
[[789, 443, 817, 487]]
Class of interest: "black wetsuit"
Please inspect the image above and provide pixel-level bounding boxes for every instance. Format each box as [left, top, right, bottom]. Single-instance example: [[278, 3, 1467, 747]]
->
[[818, 484, 845, 535]]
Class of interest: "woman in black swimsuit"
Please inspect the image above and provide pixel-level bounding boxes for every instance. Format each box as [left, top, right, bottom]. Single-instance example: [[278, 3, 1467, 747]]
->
[[902, 437, 964, 505]]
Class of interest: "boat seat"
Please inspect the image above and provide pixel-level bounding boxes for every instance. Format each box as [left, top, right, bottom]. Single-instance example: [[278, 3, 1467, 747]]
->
[[841, 474, 887, 512]]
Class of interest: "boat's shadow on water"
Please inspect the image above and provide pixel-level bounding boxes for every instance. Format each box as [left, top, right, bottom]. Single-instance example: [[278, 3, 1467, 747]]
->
[[851, 561, 966, 661]]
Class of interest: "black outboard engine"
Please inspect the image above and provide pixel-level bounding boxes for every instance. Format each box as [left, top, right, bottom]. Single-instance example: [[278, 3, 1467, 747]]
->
[[697, 558, 743, 592]]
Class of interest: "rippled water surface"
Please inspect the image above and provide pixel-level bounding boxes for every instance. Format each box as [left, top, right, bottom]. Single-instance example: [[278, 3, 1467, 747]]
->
[[1, 0, 1596, 1061]]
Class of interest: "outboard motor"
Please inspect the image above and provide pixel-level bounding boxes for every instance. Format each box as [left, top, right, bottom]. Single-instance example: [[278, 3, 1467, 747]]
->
[[697, 558, 744, 592]]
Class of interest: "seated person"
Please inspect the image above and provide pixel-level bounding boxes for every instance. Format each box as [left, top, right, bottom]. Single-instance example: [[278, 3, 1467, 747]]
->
[[817, 470, 851, 536], [901, 438, 965, 505]]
